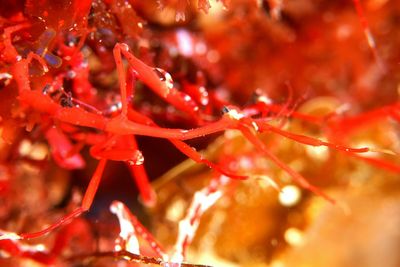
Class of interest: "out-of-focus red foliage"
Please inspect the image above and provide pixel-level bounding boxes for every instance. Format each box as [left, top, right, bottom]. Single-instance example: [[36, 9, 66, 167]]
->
[[1, 0, 400, 266]]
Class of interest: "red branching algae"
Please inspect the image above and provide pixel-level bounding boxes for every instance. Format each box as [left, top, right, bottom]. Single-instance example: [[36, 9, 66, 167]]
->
[[1, 1, 400, 266]]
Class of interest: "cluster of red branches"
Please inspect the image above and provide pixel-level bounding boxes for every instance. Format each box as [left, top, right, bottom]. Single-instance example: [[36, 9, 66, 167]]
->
[[1, 0, 400, 266]]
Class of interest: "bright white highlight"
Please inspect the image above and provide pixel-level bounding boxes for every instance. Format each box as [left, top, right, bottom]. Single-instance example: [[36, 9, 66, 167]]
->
[[110, 201, 140, 254], [284, 227, 304, 246], [171, 175, 228, 263], [176, 29, 193, 57], [279, 185, 302, 207]]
